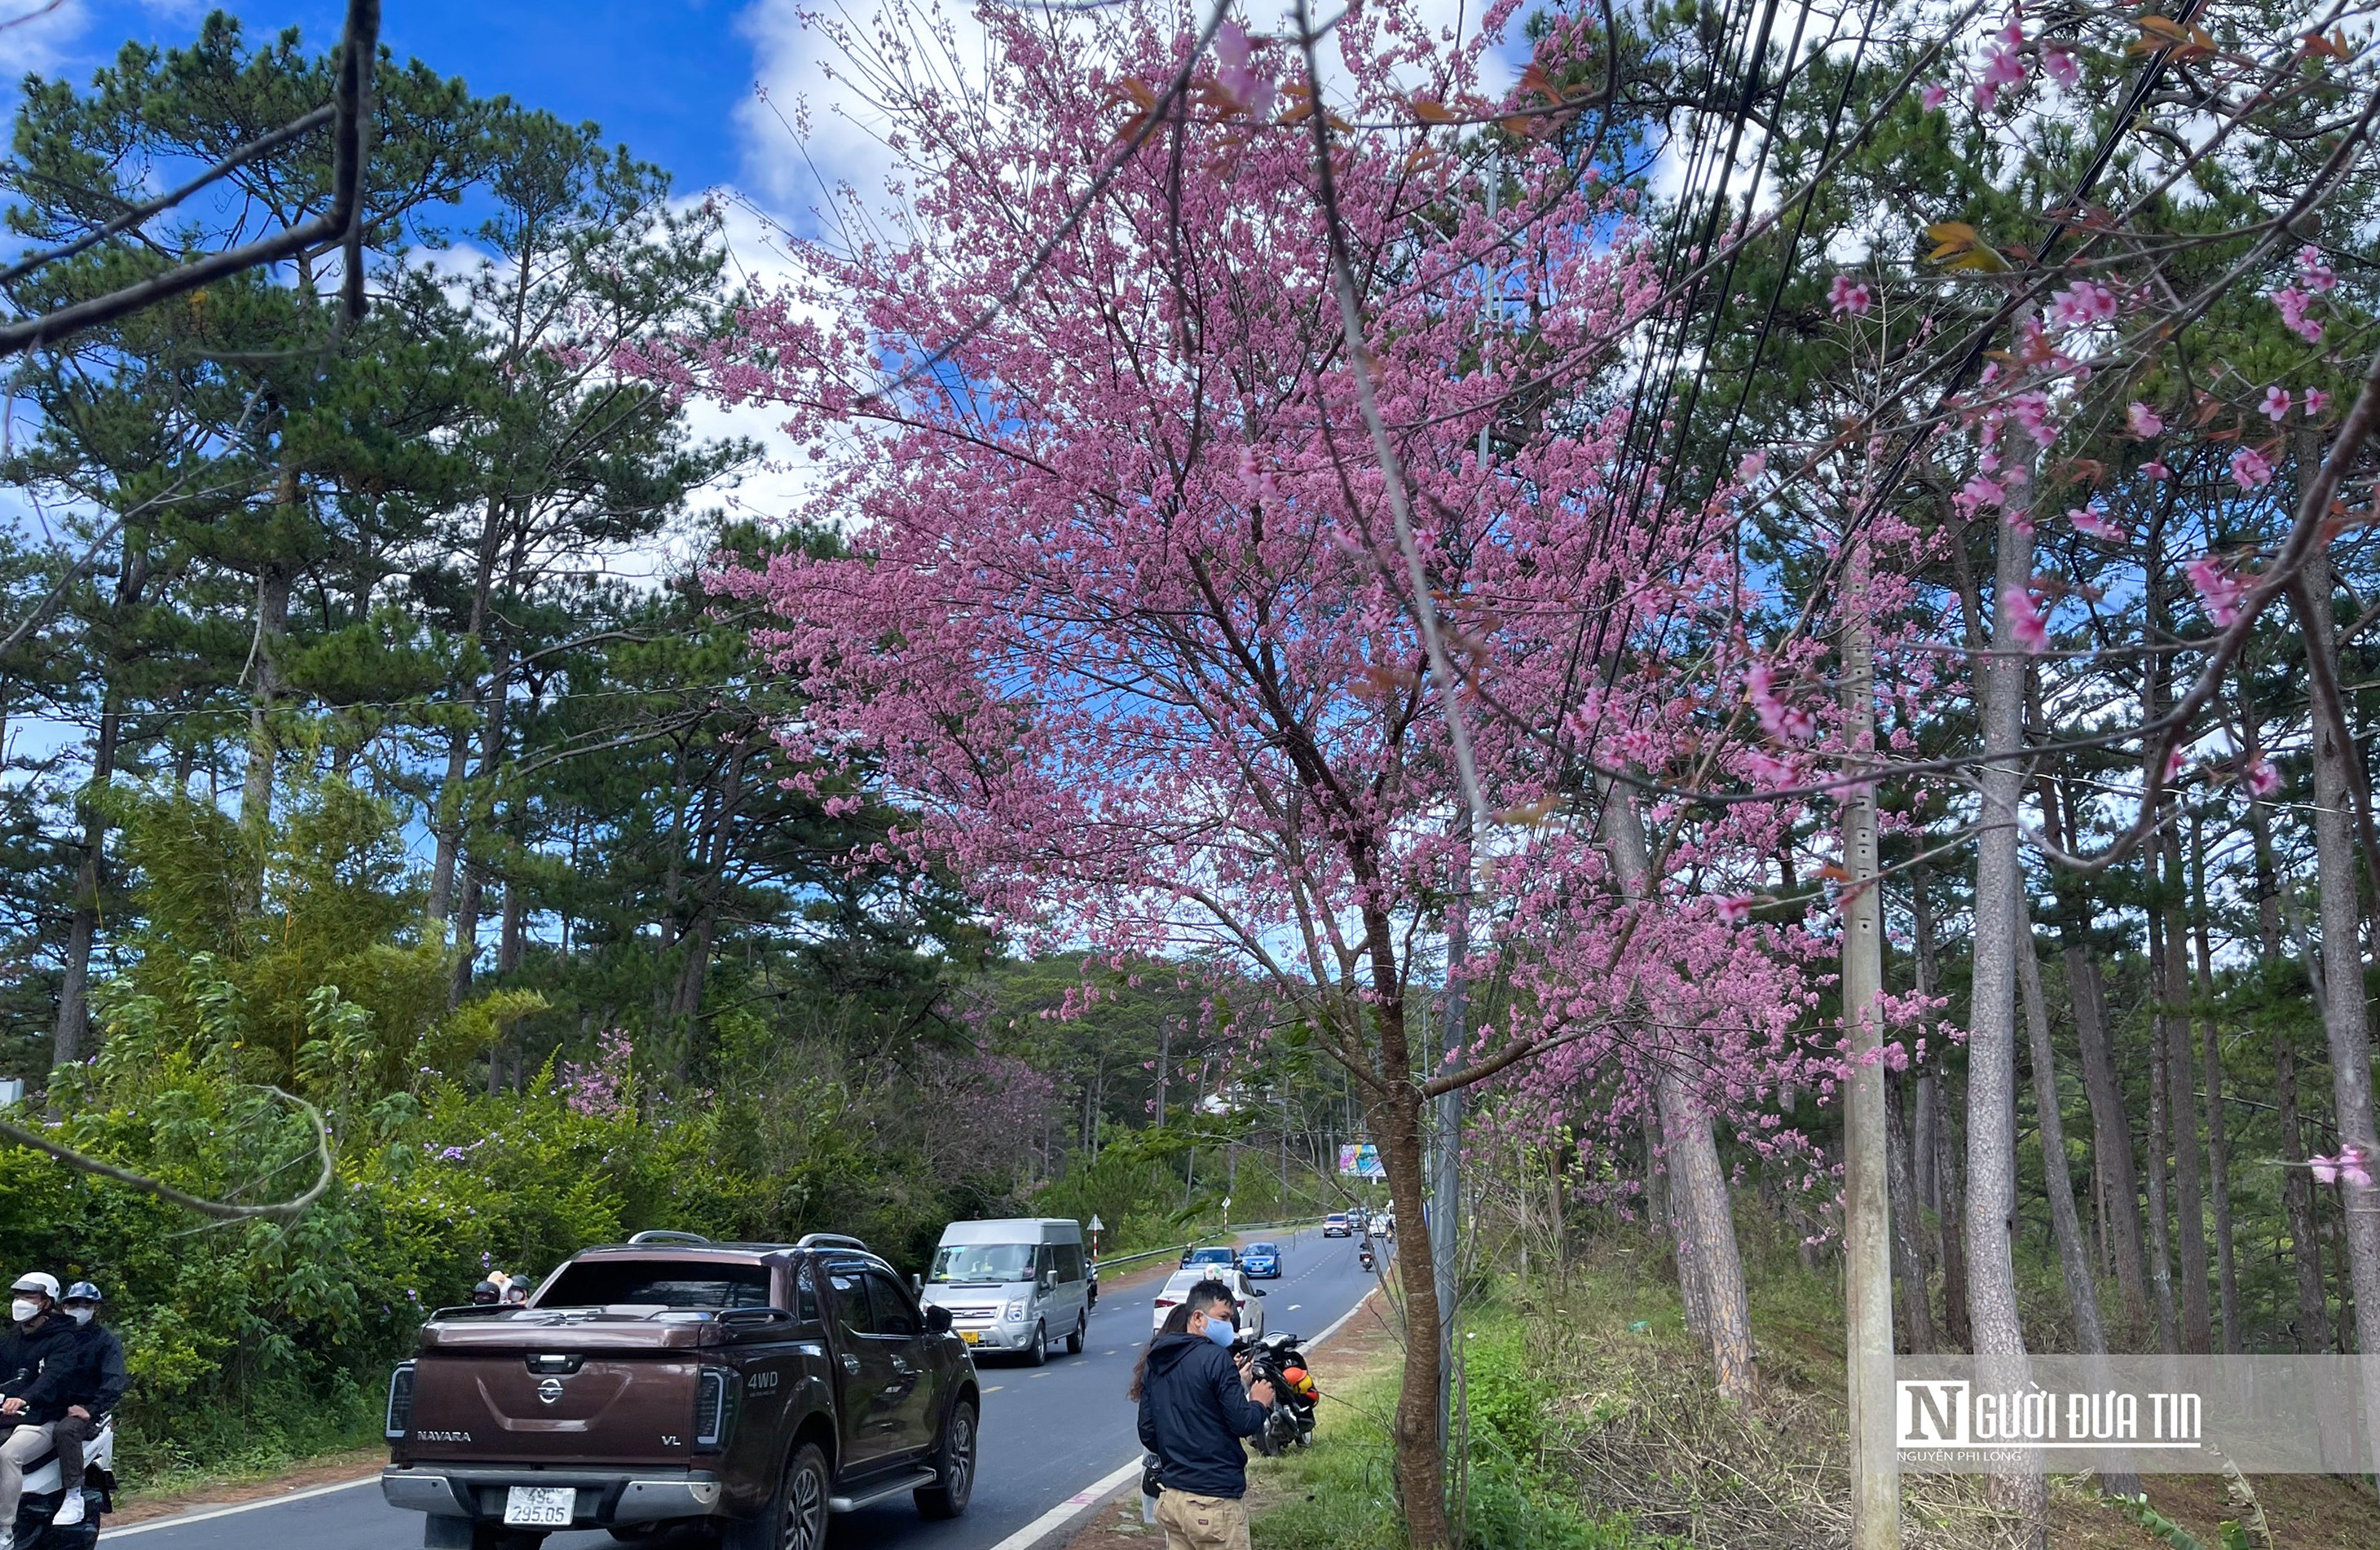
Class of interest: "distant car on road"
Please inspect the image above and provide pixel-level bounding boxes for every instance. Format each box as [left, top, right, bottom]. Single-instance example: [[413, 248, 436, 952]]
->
[[1239, 1241, 1284, 1279], [1322, 1213, 1351, 1238], [1178, 1244, 1239, 1271], [1151, 1267, 1267, 1338], [1348, 1208, 1369, 1235]]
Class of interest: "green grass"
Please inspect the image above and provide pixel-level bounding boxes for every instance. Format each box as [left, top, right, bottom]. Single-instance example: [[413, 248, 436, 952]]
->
[[114, 1376, 385, 1499], [1248, 1301, 1689, 1550]]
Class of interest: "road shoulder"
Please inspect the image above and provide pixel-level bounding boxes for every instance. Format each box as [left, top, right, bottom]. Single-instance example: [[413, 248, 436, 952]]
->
[[106, 1447, 386, 1528]]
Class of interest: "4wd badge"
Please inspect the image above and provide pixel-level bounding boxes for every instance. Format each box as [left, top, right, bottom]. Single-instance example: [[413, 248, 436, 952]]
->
[[537, 1377, 565, 1405]]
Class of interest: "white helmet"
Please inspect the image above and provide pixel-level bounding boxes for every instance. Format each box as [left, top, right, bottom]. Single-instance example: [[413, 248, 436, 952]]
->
[[9, 1273, 59, 1301]]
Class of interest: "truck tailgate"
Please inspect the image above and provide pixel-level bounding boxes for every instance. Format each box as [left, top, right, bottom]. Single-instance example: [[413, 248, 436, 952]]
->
[[402, 1316, 707, 1467]]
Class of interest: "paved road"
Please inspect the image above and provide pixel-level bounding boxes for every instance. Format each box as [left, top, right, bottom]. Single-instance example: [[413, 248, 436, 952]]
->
[[108, 1226, 1386, 1550]]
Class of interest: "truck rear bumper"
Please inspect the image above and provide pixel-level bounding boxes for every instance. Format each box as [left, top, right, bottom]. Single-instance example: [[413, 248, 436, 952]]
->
[[381, 1465, 726, 1526]]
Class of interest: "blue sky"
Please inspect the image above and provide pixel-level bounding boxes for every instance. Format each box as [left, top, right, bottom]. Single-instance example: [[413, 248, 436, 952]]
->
[[11, 1, 766, 197]]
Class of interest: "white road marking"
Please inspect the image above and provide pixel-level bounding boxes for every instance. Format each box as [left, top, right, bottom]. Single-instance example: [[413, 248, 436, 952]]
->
[[100, 1474, 379, 1539], [983, 1458, 1146, 1550]]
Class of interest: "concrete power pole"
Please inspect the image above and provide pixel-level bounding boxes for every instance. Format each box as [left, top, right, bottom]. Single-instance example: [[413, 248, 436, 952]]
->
[[1435, 879, 1465, 1460], [1841, 535, 1900, 1548]]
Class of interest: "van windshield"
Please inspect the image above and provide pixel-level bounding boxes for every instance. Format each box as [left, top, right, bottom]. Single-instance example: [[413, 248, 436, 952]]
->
[[930, 1244, 1036, 1284]]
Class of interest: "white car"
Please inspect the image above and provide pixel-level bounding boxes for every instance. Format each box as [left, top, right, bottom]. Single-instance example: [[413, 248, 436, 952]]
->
[[1151, 1266, 1268, 1339]]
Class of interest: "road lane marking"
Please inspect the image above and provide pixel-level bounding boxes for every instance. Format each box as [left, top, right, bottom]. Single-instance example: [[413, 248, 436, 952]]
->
[[100, 1475, 379, 1539], [983, 1385, 1004, 1394], [981, 1458, 1144, 1550]]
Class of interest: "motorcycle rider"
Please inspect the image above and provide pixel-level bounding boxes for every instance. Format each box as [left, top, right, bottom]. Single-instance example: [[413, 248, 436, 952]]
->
[[0, 1273, 76, 1548], [42, 1284, 125, 1529]]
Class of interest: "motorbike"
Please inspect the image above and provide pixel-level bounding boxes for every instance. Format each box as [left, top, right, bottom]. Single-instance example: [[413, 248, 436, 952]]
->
[[1358, 1242, 1376, 1274], [9, 1418, 113, 1550], [1242, 1331, 1318, 1455]]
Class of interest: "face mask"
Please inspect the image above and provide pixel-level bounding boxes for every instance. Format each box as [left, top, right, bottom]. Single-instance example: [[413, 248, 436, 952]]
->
[[10, 1301, 37, 1324], [1202, 1314, 1238, 1350], [64, 1308, 91, 1328]]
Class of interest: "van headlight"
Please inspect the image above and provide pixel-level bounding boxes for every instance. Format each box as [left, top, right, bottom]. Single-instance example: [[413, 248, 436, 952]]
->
[[1003, 1300, 1027, 1321]]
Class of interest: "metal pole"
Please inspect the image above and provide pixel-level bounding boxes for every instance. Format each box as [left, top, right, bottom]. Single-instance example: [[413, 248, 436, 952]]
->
[[1434, 883, 1465, 1460], [1435, 156, 1496, 1472]]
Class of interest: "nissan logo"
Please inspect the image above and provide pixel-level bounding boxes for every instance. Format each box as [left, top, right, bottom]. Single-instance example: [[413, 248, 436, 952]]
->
[[537, 1377, 565, 1406]]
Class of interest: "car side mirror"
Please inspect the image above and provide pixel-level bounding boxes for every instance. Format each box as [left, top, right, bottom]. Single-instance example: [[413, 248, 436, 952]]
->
[[927, 1305, 954, 1334], [1039, 1271, 1056, 1292], [1249, 1287, 1267, 1297]]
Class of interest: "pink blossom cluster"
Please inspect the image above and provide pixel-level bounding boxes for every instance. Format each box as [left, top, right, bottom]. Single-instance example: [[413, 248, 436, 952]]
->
[[2311, 1147, 2373, 1190], [559, 1028, 635, 1118]]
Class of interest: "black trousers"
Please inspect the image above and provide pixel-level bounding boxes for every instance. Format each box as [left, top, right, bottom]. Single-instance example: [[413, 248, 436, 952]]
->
[[50, 1415, 97, 1492]]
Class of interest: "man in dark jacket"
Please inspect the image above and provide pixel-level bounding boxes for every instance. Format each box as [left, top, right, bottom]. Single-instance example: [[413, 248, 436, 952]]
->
[[1135, 1279, 1274, 1550], [42, 1283, 126, 1528], [0, 1271, 76, 1547]]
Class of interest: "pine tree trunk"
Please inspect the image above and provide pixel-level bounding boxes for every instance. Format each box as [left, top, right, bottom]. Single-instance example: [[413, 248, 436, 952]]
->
[[1969, 476, 2047, 1539], [2016, 896, 2137, 1497], [1933, 1077, 1972, 1351], [1604, 779, 1754, 1397], [2290, 548, 2380, 1477], [428, 726, 470, 924], [54, 688, 123, 1068], [1659, 1066, 1756, 1398], [2143, 972, 2179, 1354], [240, 561, 291, 839], [2276, 1030, 2330, 1353], [1885, 1075, 1935, 1352], [2159, 823, 2213, 1354], [2188, 819, 2241, 1354], [2064, 943, 2150, 1332]]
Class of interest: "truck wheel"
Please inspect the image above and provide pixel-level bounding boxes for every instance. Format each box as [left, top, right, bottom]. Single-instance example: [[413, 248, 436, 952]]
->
[[725, 1442, 830, 1550], [915, 1397, 977, 1520], [1025, 1320, 1048, 1367], [1065, 1314, 1085, 1355]]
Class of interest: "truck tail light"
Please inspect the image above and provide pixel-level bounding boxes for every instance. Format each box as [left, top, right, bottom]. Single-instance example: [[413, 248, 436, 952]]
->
[[386, 1362, 415, 1441], [1154, 1297, 1177, 1309], [694, 1368, 729, 1449]]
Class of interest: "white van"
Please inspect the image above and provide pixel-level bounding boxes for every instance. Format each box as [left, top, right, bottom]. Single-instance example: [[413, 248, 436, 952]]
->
[[918, 1217, 1091, 1363]]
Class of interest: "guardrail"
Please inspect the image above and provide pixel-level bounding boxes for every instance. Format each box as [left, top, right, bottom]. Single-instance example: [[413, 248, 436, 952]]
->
[[1091, 1218, 1326, 1275]]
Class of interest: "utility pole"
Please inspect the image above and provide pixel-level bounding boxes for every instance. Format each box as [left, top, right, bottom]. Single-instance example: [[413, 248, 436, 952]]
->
[[1434, 859, 1465, 1459], [1840, 531, 1899, 1548], [1435, 158, 1495, 1465]]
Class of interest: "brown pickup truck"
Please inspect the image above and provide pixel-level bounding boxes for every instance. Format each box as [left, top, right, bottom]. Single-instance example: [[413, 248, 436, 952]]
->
[[381, 1231, 979, 1550]]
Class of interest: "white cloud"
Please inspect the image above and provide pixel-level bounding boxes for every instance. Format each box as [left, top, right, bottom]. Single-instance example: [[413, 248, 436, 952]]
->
[[0, 0, 89, 80], [730, 0, 1523, 235]]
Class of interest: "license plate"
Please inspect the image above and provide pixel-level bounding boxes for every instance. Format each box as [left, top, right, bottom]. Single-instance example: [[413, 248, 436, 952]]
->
[[959, 1329, 980, 1344], [504, 1486, 575, 1527]]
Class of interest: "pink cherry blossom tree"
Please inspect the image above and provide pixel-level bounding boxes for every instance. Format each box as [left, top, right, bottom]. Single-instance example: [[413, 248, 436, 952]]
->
[[669, 2, 1823, 1535]]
